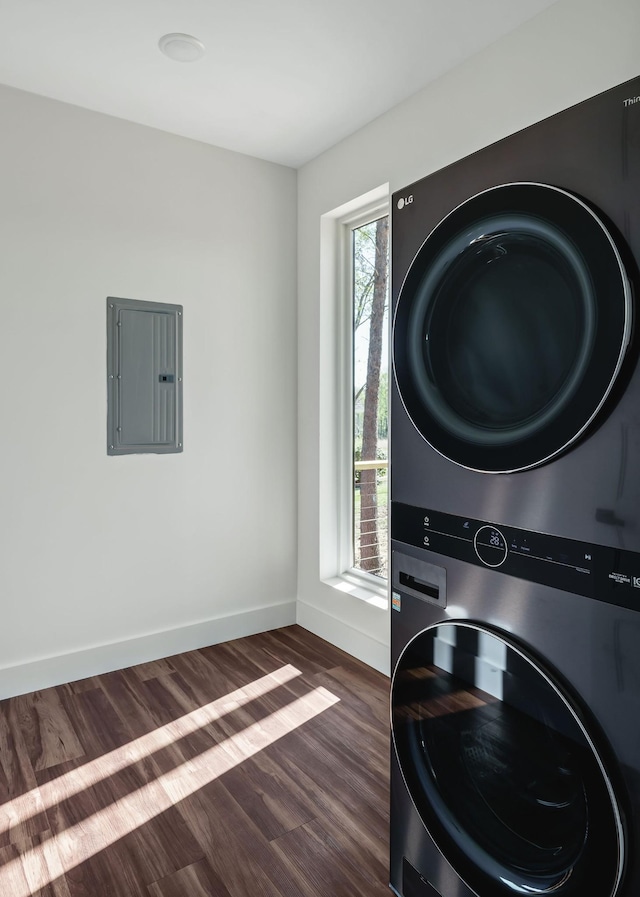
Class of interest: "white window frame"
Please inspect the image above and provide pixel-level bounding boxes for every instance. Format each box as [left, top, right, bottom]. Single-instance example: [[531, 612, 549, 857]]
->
[[318, 185, 389, 609]]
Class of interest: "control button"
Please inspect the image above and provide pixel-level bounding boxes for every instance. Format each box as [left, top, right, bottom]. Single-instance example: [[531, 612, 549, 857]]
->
[[474, 525, 508, 567]]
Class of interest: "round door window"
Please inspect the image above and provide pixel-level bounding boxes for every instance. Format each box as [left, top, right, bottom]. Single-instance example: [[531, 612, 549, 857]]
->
[[391, 622, 625, 897], [392, 183, 633, 473]]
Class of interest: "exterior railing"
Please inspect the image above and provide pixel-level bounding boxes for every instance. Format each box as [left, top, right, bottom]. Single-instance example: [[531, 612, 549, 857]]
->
[[353, 459, 389, 579]]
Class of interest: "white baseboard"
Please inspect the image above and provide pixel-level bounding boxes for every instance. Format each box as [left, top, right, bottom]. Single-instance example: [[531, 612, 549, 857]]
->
[[0, 600, 296, 700], [297, 601, 390, 676]]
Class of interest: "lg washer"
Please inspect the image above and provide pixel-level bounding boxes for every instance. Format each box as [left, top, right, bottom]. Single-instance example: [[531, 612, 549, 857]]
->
[[389, 76, 640, 897]]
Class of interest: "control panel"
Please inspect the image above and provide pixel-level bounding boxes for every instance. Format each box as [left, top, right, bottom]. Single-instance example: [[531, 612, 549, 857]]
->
[[392, 502, 640, 612]]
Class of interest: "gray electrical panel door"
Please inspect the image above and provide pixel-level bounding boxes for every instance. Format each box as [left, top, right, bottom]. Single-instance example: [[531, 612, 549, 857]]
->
[[107, 297, 183, 454]]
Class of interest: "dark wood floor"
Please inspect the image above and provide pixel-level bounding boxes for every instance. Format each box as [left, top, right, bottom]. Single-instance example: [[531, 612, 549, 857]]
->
[[0, 625, 391, 897]]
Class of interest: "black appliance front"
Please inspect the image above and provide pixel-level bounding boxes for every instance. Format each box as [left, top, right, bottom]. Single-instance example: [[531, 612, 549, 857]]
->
[[389, 527, 640, 897], [393, 182, 632, 474], [391, 76, 640, 547], [389, 77, 640, 897]]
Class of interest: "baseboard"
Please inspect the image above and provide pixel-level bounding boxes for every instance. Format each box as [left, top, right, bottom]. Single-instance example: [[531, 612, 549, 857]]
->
[[0, 600, 297, 700], [297, 601, 390, 676]]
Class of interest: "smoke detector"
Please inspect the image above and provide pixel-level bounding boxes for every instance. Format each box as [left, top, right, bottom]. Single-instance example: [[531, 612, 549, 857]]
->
[[158, 33, 205, 63]]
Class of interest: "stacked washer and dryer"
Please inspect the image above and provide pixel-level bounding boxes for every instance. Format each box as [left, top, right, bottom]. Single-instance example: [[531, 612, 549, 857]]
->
[[389, 76, 640, 897]]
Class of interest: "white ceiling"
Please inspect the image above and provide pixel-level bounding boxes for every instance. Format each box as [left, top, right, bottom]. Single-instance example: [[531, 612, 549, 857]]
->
[[0, 0, 560, 168]]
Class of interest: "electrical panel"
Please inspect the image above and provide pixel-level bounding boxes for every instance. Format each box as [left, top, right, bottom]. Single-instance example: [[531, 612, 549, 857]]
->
[[107, 297, 183, 454]]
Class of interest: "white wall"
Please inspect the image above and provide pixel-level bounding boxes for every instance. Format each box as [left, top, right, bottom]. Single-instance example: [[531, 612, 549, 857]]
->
[[0, 85, 298, 698], [296, 0, 640, 674]]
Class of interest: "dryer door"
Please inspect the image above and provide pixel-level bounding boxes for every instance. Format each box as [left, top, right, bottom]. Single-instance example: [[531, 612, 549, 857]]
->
[[391, 622, 625, 897], [392, 183, 633, 473]]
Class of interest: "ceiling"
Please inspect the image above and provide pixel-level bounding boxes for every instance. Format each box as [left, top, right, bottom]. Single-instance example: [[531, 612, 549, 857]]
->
[[0, 0, 560, 168]]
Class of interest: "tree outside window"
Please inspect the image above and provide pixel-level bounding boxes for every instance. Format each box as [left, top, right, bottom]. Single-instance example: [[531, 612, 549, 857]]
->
[[352, 215, 389, 578]]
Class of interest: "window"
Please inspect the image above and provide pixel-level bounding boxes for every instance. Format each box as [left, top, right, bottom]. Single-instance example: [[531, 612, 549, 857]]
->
[[318, 185, 389, 604], [351, 215, 389, 579]]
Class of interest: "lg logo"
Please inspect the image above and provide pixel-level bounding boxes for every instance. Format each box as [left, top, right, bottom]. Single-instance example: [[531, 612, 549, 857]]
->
[[397, 195, 414, 210]]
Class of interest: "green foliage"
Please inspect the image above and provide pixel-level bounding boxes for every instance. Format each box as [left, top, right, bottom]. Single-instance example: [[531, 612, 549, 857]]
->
[[353, 221, 379, 333]]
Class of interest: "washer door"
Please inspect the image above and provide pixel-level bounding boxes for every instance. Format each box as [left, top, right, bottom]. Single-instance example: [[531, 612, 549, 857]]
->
[[392, 183, 633, 473], [391, 622, 625, 897]]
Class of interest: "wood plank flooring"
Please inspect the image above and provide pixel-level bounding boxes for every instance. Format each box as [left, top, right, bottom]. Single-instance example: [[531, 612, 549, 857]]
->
[[0, 626, 391, 897]]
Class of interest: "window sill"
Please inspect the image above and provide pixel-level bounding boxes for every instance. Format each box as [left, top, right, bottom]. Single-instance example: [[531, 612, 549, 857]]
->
[[323, 570, 389, 610]]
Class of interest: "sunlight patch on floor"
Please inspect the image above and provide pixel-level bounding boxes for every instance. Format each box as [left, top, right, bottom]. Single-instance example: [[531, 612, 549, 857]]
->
[[0, 683, 340, 896], [0, 664, 301, 840]]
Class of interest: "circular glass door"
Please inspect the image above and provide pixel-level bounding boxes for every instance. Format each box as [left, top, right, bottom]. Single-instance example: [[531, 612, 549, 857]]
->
[[391, 622, 625, 897], [392, 183, 633, 473]]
